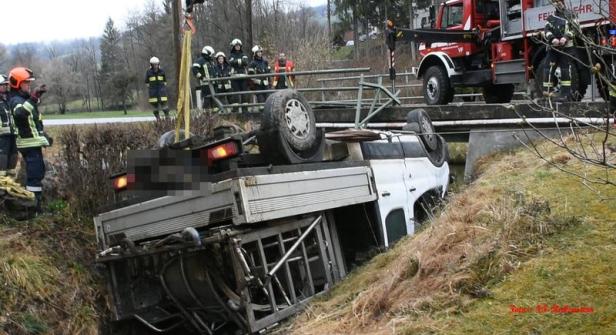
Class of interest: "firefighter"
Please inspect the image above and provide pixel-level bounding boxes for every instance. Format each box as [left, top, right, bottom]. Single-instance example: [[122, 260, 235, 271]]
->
[[8, 67, 51, 212], [185, 0, 205, 13], [145, 57, 169, 120], [214, 52, 232, 112], [542, 0, 575, 102], [273, 53, 295, 90], [248, 45, 272, 104], [229, 39, 249, 112], [192, 45, 216, 110], [0, 74, 17, 178]]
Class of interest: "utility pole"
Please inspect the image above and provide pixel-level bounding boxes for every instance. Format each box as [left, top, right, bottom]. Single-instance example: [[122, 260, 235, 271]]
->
[[246, 0, 254, 47], [327, 0, 332, 44], [409, 0, 416, 62], [172, 0, 182, 84]]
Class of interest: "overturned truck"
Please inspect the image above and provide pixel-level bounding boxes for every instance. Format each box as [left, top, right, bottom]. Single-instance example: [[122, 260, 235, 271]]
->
[[94, 90, 450, 334]]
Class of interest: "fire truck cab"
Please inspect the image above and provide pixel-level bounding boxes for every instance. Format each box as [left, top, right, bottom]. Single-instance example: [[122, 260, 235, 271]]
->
[[398, 0, 614, 105]]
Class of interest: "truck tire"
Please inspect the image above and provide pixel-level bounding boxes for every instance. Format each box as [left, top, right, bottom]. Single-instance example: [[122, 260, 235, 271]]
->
[[595, 74, 610, 102], [424, 135, 448, 167], [158, 130, 191, 148], [535, 57, 581, 101], [482, 84, 515, 103], [257, 90, 324, 164], [423, 66, 453, 105], [405, 109, 438, 152]]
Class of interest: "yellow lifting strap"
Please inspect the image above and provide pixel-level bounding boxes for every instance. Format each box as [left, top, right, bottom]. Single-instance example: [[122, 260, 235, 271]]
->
[[175, 29, 193, 143]]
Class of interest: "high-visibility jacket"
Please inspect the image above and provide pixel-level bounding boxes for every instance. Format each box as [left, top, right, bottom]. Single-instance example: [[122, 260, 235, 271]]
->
[[544, 11, 575, 48], [145, 67, 168, 103], [0, 96, 14, 136], [192, 55, 215, 87], [229, 50, 249, 75], [248, 57, 271, 87], [214, 62, 232, 92], [273, 60, 295, 89], [9, 90, 49, 149]]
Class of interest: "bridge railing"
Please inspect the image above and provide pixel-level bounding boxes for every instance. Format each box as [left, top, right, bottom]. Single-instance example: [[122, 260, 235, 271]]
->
[[195, 67, 550, 113]]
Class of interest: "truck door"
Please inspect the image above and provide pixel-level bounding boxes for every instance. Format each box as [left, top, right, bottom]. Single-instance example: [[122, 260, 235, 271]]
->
[[431, 0, 473, 58], [361, 138, 412, 247], [400, 135, 450, 232]]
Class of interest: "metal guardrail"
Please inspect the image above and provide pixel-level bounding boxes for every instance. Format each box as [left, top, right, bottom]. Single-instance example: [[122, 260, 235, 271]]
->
[[196, 66, 539, 114]]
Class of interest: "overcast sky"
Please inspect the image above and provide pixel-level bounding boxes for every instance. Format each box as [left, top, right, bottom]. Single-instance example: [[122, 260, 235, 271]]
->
[[2, 0, 327, 45]]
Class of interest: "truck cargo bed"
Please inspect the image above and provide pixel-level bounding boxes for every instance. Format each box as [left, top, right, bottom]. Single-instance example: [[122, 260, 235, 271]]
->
[[95, 162, 376, 248]]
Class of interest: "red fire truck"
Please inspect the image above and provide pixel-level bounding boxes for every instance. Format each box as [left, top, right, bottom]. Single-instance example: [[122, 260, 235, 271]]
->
[[387, 0, 615, 105]]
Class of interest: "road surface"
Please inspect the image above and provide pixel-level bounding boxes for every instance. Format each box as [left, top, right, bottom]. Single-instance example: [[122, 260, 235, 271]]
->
[[45, 116, 156, 126]]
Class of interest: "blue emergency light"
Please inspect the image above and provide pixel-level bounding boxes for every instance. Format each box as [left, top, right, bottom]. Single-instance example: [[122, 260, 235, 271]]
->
[[609, 29, 616, 36]]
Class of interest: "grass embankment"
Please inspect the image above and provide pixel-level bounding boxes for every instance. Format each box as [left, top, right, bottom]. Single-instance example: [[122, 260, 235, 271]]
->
[[287, 134, 616, 334], [0, 210, 100, 335]]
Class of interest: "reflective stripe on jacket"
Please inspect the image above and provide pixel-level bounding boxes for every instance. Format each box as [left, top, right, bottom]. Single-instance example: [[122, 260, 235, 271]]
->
[[0, 98, 13, 136], [544, 13, 575, 48], [9, 91, 49, 148], [145, 67, 168, 103], [248, 58, 271, 87]]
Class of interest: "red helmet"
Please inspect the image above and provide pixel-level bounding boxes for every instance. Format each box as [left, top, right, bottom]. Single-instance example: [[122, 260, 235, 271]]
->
[[8, 67, 35, 89]]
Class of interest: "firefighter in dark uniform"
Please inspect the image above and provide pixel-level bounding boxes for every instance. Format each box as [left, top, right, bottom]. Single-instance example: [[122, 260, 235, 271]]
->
[[8, 67, 51, 212], [145, 57, 169, 120], [192, 45, 216, 110], [248, 45, 272, 104], [185, 0, 205, 13], [229, 39, 249, 112], [214, 52, 232, 112], [0, 74, 18, 178], [543, 0, 575, 102]]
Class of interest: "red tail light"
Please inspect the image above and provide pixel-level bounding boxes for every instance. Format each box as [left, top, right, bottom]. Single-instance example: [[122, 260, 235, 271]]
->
[[112, 174, 133, 191], [203, 141, 240, 166]]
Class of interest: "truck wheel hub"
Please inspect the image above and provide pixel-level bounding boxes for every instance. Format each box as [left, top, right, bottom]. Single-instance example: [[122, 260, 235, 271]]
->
[[427, 77, 439, 100], [421, 117, 435, 142], [285, 99, 310, 139]]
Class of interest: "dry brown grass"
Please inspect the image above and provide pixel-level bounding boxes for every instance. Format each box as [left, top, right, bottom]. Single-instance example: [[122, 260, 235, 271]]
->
[[0, 211, 100, 335], [286, 149, 581, 335]]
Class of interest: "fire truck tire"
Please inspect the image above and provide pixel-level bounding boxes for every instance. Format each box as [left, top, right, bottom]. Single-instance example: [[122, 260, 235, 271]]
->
[[406, 109, 438, 152], [482, 84, 514, 103], [258, 90, 324, 164], [597, 79, 609, 102], [535, 58, 581, 101], [423, 66, 453, 105]]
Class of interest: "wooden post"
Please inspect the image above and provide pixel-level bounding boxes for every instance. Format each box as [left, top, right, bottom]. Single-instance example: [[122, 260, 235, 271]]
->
[[172, 0, 182, 84]]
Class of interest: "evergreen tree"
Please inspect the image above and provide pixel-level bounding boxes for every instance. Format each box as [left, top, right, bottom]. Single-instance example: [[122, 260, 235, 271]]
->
[[100, 18, 131, 110]]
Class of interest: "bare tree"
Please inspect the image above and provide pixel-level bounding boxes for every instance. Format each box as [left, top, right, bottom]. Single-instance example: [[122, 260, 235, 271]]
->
[[515, 4, 616, 190]]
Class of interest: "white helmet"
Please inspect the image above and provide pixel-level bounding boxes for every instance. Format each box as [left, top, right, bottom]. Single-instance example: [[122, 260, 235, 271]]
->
[[230, 39, 242, 47], [215, 51, 226, 59], [251, 45, 263, 55], [202, 46, 215, 56], [0, 74, 8, 85], [150, 56, 160, 65]]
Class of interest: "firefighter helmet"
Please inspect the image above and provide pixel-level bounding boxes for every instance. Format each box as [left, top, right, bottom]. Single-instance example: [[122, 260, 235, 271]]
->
[[202, 46, 215, 56], [8, 67, 35, 89], [150, 56, 160, 65], [0, 74, 8, 85], [251, 45, 263, 55], [215, 51, 226, 59], [230, 39, 242, 47]]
